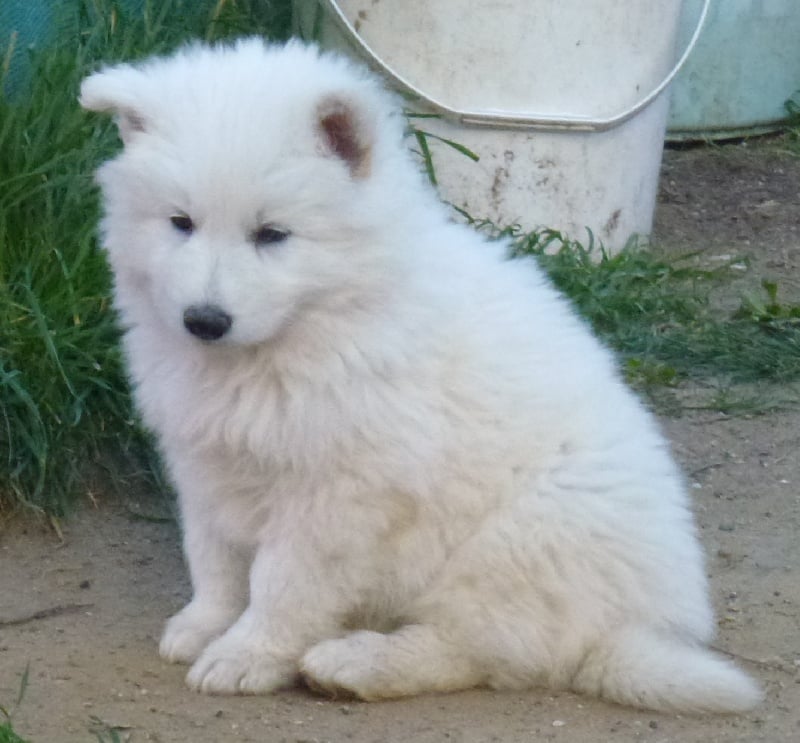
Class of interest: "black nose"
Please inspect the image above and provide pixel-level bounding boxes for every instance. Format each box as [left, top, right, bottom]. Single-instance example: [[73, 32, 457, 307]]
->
[[183, 304, 233, 341]]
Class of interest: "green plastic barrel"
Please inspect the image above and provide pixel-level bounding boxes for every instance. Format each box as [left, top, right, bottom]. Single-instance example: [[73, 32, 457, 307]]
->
[[668, 0, 800, 139]]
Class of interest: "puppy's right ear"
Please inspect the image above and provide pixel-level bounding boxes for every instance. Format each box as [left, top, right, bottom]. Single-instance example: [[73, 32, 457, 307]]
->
[[80, 66, 148, 144], [316, 93, 375, 179]]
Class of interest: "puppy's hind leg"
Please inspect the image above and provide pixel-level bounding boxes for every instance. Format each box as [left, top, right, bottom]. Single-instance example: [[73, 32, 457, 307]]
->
[[302, 624, 482, 700]]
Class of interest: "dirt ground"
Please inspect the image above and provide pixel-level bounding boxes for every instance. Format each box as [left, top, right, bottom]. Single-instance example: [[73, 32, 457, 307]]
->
[[2, 138, 799, 742]]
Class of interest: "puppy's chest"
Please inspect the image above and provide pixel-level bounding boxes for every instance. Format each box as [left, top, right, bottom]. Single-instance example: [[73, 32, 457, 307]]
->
[[141, 358, 356, 468], [190, 456, 315, 543]]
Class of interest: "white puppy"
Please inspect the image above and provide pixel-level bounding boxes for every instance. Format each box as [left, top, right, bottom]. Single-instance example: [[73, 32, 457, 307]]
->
[[80, 39, 759, 711]]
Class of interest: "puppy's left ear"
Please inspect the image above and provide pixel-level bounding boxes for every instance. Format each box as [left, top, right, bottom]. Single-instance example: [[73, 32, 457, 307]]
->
[[316, 94, 374, 179], [79, 65, 149, 144]]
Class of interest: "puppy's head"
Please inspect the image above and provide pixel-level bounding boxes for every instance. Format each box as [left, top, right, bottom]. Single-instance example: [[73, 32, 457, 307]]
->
[[81, 39, 418, 346]]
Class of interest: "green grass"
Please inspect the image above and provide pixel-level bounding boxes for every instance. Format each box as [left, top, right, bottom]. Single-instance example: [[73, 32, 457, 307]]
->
[[89, 716, 129, 743], [493, 225, 800, 399], [0, 667, 30, 743], [784, 90, 800, 154], [0, 720, 28, 743], [0, 665, 130, 742], [0, 0, 292, 516]]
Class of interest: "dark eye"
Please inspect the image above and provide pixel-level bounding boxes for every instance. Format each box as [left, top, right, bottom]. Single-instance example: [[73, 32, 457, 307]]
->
[[252, 224, 289, 247], [170, 213, 194, 234]]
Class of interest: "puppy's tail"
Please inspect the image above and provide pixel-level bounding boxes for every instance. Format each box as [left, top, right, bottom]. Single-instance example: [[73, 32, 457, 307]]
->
[[572, 626, 762, 713]]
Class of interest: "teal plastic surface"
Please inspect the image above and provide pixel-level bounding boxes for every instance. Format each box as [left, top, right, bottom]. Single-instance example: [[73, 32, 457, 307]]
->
[[668, 0, 800, 139]]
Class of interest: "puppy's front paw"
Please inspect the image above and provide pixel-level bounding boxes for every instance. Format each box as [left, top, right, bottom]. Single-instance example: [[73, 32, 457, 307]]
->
[[159, 602, 238, 664], [186, 634, 295, 695]]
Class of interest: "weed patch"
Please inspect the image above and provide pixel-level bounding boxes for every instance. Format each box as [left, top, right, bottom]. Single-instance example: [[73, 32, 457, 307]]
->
[[489, 225, 800, 400], [0, 666, 30, 743], [784, 89, 800, 154], [0, 719, 28, 743]]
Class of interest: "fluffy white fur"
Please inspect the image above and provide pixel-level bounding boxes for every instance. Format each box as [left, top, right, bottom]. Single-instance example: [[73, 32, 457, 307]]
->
[[80, 39, 760, 712]]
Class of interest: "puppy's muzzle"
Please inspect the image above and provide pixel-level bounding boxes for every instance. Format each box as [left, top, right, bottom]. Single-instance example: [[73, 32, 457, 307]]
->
[[183, 304, 233, 341]]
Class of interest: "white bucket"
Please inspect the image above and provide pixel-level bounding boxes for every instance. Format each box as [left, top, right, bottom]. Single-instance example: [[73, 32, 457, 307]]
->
[[294, 1, 704, 251]]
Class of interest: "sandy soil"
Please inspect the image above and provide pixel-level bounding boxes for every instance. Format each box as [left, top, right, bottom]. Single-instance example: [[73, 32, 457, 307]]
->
[[1, 139, 799, 742]]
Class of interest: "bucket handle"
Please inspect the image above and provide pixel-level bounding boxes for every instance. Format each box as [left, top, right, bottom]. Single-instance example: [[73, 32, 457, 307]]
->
[[320, 0, 710, 132]]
